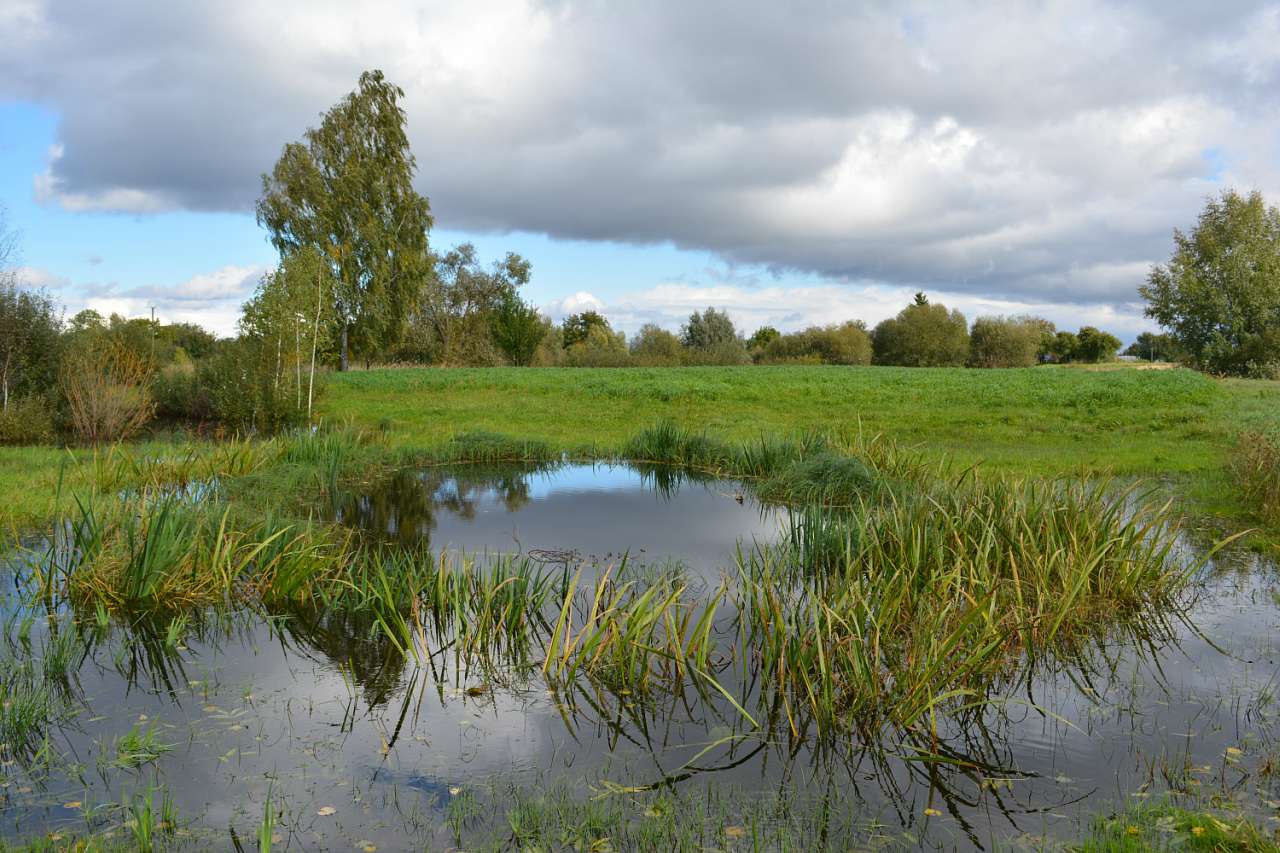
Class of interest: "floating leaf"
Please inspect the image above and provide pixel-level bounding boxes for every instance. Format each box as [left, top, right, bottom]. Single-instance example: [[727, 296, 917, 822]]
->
[[724, 825, 746, 838], [317, 806, 337, 816], [924, 808, 941, 817], [63, 801, 83, 809]]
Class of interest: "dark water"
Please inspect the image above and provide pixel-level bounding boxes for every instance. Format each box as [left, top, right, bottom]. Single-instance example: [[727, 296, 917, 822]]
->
[[3, 464, 1280, 850]]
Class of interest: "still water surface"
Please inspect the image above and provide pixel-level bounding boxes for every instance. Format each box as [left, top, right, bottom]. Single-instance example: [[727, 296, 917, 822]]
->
[[2, 463, 1279, 850]]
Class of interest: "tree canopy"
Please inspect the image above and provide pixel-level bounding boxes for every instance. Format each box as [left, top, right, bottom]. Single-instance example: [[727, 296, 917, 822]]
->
[[256, 69, 433, 370], [871, 296, 970, 367], [1140, 189, 1280, 376], [681, 307, 738, 350]]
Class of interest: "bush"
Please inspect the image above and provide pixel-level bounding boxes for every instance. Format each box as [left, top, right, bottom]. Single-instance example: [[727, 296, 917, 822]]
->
[[61, 338, 154, 444], [199, 339, 316, 434], [153, 357, 207, 422], [629, 324, 685, 366], [763, 322, 871, 365], [562, 323, 630, 367], [968, 316, 1044, 368], [0, 396, 55, 445], [682, 338, 751, 366]]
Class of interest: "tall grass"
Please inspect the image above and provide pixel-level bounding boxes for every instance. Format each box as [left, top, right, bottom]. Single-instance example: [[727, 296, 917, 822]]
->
[[543, 565, 724, 695], [1233, 430, 1280, 525], [734, 475, 1217, 735], [362, 549, 561, 678]]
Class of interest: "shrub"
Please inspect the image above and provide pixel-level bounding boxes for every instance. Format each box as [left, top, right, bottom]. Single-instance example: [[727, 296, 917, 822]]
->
[[562, 323, 630, 367], [152, 357, 207, 422], [61, 338, 154, 443], [199, 338, 316, 434], [629, 324, 685, 366], [763, 322, 871, 365], [968, 316, 1044, 368], [681, 338, 751, 366], [0, 395, 55, 445]]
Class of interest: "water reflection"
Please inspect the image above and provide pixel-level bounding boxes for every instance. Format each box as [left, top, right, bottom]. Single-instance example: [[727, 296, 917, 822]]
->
[[1, 470, 1280, 850], [329, 462, 787, 578]]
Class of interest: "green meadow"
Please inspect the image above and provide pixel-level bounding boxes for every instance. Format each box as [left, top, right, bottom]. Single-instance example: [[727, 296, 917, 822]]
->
[[4, 364, 1278, 537]]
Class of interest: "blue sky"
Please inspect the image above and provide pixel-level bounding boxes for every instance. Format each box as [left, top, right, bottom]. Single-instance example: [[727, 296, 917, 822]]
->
[[5, 1, 1275, 342]]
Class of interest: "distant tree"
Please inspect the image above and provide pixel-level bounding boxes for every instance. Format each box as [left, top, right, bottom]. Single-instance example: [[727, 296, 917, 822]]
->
[[968, 316, 1044, 368], [681, 307, 738, 350], [561, 311, 612, 348], [165, 323, 219, 360], [1125, 332, 1185, 363], [871, 295, 969, 367], [630, 323, 685, 366], [408, 244, 533, 364], [764, 322, 871, 365], [1074, 326, 1122, 363], [1046, 330, 1078, 363], [257, 70, 433, 370], [1141, 189, 1280, 376], [491, 292, 546, 366], [67, 309, 105, 335], [747, 326, 781, 351], [559, 312, 628, 366], [0, 283, 61, 411]]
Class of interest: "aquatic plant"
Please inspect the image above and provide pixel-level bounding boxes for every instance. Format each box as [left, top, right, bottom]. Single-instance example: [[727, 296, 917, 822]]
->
[[543, 565, 725, 695], [111, 722, 174, 770], [734, 475, 1219, 735]]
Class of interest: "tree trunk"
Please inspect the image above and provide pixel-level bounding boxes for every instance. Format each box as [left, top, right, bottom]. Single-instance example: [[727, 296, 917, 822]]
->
[[1, 350, 10, 412], [340, 323, 349, 372], [295, 319, 302, 412], [308, 269, 322, 422]]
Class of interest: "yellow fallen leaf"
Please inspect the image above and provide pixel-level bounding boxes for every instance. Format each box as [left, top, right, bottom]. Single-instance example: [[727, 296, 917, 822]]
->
[[449, 787, 462, 796], [357, 842, 377, 852], [317, 806, 337, 816], [724, 825, 745, 838], [1191, 826, 1205, 836], [1126, 826, 1139, 836], [1226, 747, 1244, 756], [63, 801, 82, 809], [924, 808, 941, 817]]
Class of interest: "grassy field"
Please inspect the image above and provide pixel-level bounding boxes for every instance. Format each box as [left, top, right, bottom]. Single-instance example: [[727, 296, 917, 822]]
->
[[2, 364, 1278, 537], [323, 364, 1277, 475]]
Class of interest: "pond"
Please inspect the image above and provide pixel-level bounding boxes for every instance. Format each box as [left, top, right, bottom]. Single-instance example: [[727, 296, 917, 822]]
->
[[2, 462, 1279, 850]]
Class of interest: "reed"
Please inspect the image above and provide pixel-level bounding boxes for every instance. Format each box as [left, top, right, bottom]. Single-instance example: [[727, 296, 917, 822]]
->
[[733, 474, 1216, 735], [543, 565, 725, 695], [363, 549, 562, 677]]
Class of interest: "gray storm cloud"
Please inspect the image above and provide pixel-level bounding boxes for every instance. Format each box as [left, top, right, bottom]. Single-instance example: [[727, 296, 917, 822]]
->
[[4, 0, 1280, 307]]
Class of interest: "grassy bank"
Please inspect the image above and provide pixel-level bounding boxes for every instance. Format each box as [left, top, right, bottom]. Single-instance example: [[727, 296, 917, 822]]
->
[[1, 364, 1278, 540]]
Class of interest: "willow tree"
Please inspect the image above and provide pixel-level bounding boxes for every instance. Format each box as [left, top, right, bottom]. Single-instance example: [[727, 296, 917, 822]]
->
[[256, 70, 433, 370]]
